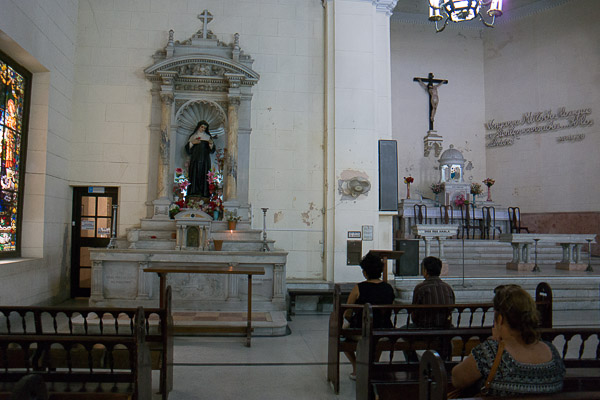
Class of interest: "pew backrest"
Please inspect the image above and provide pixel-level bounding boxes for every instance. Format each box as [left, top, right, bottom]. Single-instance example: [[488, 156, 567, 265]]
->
[[0, 307, 152, 400]]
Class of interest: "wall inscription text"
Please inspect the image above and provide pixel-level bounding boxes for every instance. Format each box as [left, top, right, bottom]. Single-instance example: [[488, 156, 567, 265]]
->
[[485, 107, 594, 148]]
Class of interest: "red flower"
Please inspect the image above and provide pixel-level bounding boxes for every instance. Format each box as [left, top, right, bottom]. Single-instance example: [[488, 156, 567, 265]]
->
[[209, 183, 216, 193]]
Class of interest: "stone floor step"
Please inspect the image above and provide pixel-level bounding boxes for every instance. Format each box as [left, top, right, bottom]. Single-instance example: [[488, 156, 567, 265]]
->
[[131, 239, 176, 250]]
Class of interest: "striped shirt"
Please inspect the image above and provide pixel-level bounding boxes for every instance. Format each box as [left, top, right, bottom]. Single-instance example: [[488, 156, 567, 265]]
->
[[411, 276, 455, 328]]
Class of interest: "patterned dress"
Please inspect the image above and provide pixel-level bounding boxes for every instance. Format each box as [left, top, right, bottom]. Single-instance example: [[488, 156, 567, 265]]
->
[[471, 340, 565, 397]]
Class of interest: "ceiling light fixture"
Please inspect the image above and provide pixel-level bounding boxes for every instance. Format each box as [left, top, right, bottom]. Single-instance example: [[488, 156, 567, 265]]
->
[[428, 0, 503, 32]]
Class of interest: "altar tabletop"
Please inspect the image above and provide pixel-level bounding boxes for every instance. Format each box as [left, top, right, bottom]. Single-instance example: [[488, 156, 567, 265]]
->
[[144, 264, 265, 347]]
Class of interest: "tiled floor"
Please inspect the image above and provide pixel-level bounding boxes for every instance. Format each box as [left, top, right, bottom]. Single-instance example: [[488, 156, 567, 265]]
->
[[163, 309, 600, 400]]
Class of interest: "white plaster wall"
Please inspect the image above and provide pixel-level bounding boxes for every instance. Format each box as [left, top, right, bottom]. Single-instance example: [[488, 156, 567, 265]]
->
[[390, 22, 487, 201], [483, 1, 600, 213], [332, 1, 395, 283], [0, 0, 78, 305], [72, 0, 326, 280], [245, 0, 325, 280]]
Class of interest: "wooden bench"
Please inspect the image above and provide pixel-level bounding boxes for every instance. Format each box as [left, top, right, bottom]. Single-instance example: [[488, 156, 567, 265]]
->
[[287, 283, 353, 316], [327, 282, 553, 394], [416, 328, 600, 400], [359, 319, 600, 400], [0, 286, 173, 400], [0, 307, 152, 400]]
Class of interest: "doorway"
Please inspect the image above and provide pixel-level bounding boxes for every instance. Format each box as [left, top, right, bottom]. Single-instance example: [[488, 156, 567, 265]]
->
[[71, 187, 118, 298]]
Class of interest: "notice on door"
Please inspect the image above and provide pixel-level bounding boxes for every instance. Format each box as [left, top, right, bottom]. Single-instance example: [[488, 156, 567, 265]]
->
[[81, 220, 95, 231]]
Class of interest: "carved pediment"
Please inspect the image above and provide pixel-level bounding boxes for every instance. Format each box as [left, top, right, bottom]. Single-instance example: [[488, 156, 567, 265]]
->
[[145, 55, 259, 86]]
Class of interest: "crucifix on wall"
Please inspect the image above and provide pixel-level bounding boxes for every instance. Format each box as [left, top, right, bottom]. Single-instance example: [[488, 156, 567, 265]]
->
[[413, 73, 448, 131]]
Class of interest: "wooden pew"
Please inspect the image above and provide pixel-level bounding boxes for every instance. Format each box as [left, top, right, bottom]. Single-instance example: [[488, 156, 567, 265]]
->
[[359, 318, 600, 400], [327, 282, 553, 394], [0, 307, 152, 400], [0, 286, 173, 400], [416, 329, 600, 400]]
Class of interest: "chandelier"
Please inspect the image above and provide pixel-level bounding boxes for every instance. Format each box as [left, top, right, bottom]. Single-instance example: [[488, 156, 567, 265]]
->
[[428, 0, 503, 32]]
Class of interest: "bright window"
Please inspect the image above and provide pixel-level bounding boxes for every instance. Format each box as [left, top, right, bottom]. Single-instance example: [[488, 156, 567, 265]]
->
[[0, 51, 31, 257]]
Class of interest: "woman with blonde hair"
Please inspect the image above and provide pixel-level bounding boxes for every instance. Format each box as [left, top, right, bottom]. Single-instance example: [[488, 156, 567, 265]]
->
[[451, 284, 564, 397]]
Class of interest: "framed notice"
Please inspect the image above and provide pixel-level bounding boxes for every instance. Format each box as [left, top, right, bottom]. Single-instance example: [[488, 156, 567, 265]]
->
[[362, 225, 373, 241]]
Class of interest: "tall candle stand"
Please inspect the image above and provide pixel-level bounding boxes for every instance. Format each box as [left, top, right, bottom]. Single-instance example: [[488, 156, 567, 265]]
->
[[532, 238, 540, 272], [260, 207, 270, 252], [586, 239, 594, 272], [107, 204, 118, 249]]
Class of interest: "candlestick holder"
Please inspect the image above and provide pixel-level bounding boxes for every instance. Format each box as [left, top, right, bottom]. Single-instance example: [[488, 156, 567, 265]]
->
[[107, 205, 118, 249], [261, 207, 270, 252]]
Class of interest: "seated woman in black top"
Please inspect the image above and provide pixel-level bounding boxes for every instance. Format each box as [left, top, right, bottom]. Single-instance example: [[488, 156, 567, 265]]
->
[[343, 253, 396, 380]]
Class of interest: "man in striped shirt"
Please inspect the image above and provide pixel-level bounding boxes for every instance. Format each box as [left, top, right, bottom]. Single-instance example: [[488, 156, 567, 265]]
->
[[411, 256, 455, 328]]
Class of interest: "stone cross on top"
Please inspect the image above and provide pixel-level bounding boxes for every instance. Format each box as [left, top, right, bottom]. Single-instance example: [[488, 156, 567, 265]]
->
[[198, 10, 213, 38], [413, 72, 448, 131]]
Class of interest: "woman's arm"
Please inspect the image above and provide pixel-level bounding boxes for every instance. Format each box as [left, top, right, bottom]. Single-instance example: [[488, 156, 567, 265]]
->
[[343, 284, 360, 321], [451, 354, 482, 389]]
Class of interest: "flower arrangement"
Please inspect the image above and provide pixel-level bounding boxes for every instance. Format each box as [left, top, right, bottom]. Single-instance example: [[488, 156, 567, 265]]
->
[[404, 176, 414, 184], [169, 203, 180, 219], [470, 183, 483, 195], [173, 167, 190, 199], [454, 193, 469, 207], [483, 178, 495, 187], [225, 210, 242, 222], [430, 182, 445, 194]]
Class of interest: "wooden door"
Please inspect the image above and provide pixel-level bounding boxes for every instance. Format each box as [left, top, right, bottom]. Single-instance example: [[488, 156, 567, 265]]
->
[[71, 187, 118, 297]]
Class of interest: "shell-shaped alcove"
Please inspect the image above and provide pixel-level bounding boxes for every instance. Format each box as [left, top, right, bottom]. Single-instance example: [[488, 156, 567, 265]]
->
[[177, 100, 226, 137], [176, 100, 228, 170]]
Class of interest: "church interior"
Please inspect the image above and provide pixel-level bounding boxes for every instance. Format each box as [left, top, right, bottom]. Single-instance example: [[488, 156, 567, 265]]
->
[[0, 0, 598, 398]]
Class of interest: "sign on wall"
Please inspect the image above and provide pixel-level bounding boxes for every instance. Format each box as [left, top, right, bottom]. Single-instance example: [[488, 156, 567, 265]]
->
[[485, 107, 594, 148]]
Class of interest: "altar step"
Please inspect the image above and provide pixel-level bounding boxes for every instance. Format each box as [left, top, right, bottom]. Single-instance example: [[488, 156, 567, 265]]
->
[[394, 276, 600, 311], [415, 239, 594, 268], [127, 218, 272, 251], [170, 311, 288, 336]]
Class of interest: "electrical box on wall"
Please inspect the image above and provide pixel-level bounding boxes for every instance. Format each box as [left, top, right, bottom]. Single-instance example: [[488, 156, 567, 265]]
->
[[347, 240, 362, 265]]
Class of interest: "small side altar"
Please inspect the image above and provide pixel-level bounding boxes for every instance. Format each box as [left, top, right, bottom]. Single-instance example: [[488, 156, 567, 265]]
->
[[88, 16, 288, 336]]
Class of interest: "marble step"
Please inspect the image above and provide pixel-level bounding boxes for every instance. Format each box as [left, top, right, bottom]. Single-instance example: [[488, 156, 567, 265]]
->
[[131, 239, 176, 250], [219, 240, 276, 252], [394, 277, 600, 310], [138, 230, 176, 240], [211, 229, 263, 241], [139, 218, 176, 231]]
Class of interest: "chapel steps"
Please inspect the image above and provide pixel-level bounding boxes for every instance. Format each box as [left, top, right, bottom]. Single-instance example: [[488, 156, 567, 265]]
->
[[124, 218, 271, 251], [417, 239, 588, 266], [391, 239, 600, 311]]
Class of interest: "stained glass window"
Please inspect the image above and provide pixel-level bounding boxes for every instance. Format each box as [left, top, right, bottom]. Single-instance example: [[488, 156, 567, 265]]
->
[[0, 51, 30, 257]]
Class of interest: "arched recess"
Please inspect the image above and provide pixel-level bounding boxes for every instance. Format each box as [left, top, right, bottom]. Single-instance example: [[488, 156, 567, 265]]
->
[[175, 100, 228, 174]]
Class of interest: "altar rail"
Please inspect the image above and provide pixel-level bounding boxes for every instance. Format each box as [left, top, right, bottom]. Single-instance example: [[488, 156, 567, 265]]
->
[[397, 203, 509, 239]]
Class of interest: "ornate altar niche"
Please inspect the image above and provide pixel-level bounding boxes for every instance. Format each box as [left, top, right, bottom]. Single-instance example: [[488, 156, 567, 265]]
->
[[438, 145, 469, 206], [144, 13, 259, 219]]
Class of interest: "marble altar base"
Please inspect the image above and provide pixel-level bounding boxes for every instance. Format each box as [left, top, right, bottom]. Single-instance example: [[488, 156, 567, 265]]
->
[[556, 262, 588, 271], [506, 262, 535, 271], [441, 262, 449, 276]]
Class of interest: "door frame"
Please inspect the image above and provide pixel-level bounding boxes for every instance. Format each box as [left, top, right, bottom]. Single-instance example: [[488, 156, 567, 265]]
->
[[70, 186, 118, 298]]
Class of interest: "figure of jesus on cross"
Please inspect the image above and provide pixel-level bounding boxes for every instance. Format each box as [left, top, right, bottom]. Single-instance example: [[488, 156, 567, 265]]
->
[[413, 73, 448, 131]]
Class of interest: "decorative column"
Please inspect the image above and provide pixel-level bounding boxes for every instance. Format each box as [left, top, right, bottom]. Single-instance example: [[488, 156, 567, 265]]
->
[[225, 94, 241, 202], [227, 263, 241, 301], [90, 260, 104, 303], [153, 74, 174, 219], [272, 263, 285, 301], [136, 261, 151, 300]]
